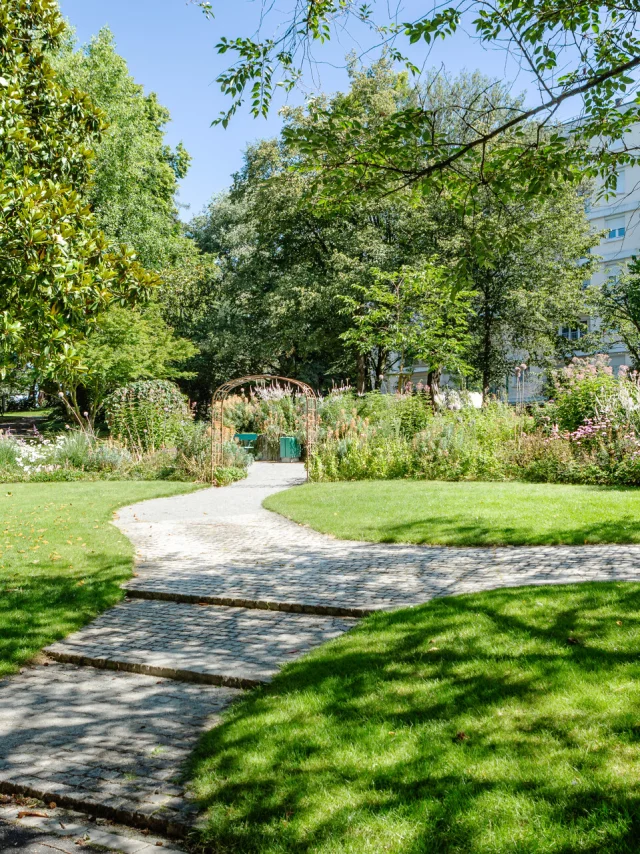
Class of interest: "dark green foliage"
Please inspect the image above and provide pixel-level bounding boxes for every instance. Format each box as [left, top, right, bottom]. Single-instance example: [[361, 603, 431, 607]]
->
[[0, 0, 158, 373]]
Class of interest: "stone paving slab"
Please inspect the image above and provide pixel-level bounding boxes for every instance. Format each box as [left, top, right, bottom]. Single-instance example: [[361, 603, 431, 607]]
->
[[0, 803, 186, 854], [0, 663, 240, 836], [119, 463, 640, 616], [45, 600, 357, 688]]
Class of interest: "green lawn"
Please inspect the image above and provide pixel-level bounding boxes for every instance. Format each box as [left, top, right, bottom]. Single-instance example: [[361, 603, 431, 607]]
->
[[0, 481, 198, 678], [190, 582, 640, 854], [264, 480, 640, 546], [1, 409, 52, 419]]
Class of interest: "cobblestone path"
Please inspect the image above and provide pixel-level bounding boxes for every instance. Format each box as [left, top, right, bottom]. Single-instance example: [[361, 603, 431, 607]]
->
[[2, 462, 640, 845]]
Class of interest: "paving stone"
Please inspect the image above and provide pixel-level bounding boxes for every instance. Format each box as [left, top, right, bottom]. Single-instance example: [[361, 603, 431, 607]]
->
[[0, 804, 186, 853], [119, 462, 640, 616], [0, 664, 239, 834], [45, 600, 356, 687], [7, 461, 640, 842]]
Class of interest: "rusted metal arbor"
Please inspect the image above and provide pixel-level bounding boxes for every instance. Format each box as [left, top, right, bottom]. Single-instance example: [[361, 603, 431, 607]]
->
[[210, 375, 318, 483]]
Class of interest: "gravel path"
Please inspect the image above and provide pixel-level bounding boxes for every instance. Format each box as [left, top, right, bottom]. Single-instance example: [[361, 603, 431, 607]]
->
[[121, 462, 640, 615], [2, 461, 640, 842]]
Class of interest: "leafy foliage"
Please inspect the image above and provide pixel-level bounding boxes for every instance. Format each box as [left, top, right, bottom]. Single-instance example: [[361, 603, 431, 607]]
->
[[54, 28, 192, 270], [590, 257, 640, 369], [200, 0, 640, 206], [547, 355, 619, 432], [0, 0, 158, 373], [185, 61, 594, 400], [104, 379, 192, 454], [342, 264, 475, 404], [55, 304, 197, 427]]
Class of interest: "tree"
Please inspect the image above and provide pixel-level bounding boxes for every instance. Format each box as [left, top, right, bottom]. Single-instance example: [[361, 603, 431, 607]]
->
[[55, 304, 197, 428], [590, 258, 640, 369], [182, 59, 597, 400], [54, 27, 192, 270], [342, 265, 475, 407], [0, 0, 157, 375], [197, 0, 640, 206], [184, 134, 444, 399], [462, 185, 600, 397]]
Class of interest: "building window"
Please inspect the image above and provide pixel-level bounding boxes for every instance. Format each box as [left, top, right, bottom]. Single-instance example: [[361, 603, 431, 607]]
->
[[615, 169, 626, 195], [606, 215, 626, 239], [561, 327, 583, 341], [605, 264, 621, 283]]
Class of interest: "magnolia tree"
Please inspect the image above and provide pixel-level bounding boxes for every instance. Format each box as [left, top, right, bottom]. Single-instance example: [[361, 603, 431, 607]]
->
[[0, 0, 158, 377]]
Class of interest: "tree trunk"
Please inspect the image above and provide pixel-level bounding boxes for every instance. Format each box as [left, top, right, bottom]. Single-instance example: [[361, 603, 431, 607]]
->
[[426, 368, 441, 411], [356, 354, 366, 394], [373, 348, 387, 390], [481, 303, 493, 403]]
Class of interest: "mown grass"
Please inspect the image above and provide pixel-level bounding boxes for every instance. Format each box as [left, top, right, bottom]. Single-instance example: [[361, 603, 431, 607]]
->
[[0, 481, 198, 677], [0, 409, 52, 419], [190, 582, 640, 854], [264, 480, 640, 546]]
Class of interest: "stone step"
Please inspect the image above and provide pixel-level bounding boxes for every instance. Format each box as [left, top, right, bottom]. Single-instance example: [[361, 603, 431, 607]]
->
[[0, 663, 239, 838], [45, 599, 358, 688], [125, 586, 375, 618]]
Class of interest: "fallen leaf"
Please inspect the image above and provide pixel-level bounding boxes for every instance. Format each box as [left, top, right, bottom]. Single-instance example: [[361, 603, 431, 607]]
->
[[566, 637, 580, 645], [453, 731, 469, 743], [18, 811, 49, 818], [49, 802, 57, 809], [616, 621, 623, 626]]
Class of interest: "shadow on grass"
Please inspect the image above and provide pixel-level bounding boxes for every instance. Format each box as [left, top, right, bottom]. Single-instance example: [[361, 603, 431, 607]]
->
[[190, 582, 640, 854], [0, 551, 129, 677], [372, 514, 640, 546]]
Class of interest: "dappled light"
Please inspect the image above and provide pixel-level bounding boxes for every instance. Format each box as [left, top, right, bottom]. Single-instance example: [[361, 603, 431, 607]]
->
[[190, 583, 640, 853]]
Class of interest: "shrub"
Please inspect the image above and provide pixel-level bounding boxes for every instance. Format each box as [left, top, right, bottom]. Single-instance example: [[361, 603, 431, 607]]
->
[[0, 434, 19, 469], [548, 355, 618, 432], [310, 401, 527, 483], [51, 431, 93, 469], [174, 422, 251, 483], [104, 380, 192, 454]]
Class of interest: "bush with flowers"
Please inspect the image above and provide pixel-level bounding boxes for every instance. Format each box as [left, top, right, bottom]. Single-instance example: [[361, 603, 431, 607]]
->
[[310, 393, 527, 481], [308, 360, 640, 486], [222, 383, 309, 459], [0, 424, 251, 485], [0, 380, 252, 485]]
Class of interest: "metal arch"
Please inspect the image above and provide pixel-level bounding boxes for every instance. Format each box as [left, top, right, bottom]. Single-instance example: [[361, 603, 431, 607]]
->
[[210, 375, 318, 483]]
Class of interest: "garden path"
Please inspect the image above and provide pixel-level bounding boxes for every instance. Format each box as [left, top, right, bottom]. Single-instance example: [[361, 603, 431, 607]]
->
[[2, 462, 640, 846]]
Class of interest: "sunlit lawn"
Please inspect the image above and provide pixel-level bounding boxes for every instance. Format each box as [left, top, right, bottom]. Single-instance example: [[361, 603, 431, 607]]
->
[[0, 481, 198, 678], [264, 480, 640, 546], [190, 582, 640, 854]]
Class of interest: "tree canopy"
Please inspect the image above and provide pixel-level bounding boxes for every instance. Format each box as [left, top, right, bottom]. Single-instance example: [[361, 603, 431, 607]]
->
[[197, 0, 640, 206], [55, 27, 192, 270], [180, 61, 597, 399], [0, 0, 157, 376]]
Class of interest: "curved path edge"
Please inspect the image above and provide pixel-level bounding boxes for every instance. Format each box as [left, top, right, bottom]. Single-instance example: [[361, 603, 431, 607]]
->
[[2, 463, 640, 845]]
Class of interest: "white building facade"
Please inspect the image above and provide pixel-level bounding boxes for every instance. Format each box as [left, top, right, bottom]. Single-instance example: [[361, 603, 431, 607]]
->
[[506, 128, 640, 402]]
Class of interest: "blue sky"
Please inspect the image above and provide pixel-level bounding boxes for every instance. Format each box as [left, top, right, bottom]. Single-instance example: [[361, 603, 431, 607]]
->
[[57, 0, 528, 220]]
